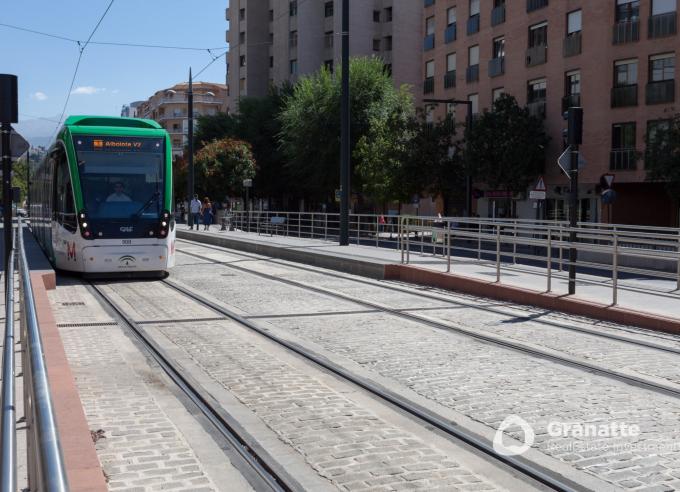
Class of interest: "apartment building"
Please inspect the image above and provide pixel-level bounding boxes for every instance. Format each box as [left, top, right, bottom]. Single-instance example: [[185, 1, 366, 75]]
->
[[120, 101, 144, 118], [133, 82, 228, 157], [422, 0, 678, 226], [225, 0, 422, 111]]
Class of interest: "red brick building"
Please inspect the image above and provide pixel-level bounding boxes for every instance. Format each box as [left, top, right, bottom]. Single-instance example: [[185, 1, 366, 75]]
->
[[422, 0, 678, 226]]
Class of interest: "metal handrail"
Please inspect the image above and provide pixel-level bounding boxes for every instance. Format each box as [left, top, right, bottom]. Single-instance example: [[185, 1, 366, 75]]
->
[[1, 228, 16, 492], [17, 217, 69, 492]]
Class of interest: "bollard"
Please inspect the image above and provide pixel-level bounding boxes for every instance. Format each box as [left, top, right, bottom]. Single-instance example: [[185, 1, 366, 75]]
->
[[612, 232, 619, 305]]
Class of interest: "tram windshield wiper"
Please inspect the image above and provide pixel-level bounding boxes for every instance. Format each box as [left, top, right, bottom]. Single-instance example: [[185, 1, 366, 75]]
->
[[133, 191, 160, 218]]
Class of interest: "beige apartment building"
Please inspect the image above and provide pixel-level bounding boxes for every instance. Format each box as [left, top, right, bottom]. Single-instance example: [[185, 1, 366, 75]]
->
[[423, 0, 678, 226], [225, 0, 422, 111], [132, 82, 228, 157]]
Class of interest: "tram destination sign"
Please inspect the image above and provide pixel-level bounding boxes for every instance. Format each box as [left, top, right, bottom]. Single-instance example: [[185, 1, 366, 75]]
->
[[74, 135, 163, 153]]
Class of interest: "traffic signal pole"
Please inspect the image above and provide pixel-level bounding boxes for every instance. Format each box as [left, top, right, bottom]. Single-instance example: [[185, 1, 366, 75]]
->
[[566, 107, 583, 295]]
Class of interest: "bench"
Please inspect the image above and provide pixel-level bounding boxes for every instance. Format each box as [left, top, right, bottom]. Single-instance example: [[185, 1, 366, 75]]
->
[[259, 216, 286, 236]]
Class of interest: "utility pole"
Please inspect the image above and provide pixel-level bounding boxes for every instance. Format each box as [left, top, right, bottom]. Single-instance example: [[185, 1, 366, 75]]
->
[[0, 74, 18, 268], [567, 107, 583, 295], [339, 0, 350, 245], [187, 68, 195, 228]]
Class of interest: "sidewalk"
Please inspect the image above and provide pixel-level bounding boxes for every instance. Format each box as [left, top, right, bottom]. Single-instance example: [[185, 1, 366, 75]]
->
[[176, 224, 680, 332]]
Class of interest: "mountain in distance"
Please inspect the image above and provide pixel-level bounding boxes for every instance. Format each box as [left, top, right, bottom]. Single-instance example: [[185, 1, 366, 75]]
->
[[13, 115, 60, 148]]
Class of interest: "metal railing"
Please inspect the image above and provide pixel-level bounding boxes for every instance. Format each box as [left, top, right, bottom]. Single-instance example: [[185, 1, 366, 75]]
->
[[0, 218, 69, 492], [218, 211, 680, 305], [613, 19, 640, 44]]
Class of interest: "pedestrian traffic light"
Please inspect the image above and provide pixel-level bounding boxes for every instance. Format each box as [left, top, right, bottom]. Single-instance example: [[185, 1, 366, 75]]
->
[[567, 107, 583, 145]]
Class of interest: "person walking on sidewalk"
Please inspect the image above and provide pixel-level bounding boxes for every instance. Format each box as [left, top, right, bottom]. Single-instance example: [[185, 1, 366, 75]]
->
[[189, 194, 201, 230], [201, 197, 214, 231]]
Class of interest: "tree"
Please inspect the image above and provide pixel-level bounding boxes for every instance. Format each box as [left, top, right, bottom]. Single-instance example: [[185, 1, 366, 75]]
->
[[645, 114, 680, 198], [194, 112, 238, 151], [194, 138, 256, 201], [466, 94, 549, 193], [279, 57, 414, 204]]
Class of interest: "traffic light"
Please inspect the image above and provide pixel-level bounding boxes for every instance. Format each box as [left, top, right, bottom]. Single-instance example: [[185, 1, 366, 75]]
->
[[567, 107, 583, 145]]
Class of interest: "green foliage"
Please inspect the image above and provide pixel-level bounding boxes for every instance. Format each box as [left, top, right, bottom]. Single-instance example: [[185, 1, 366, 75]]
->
[[466, 94, 549, 192], [12, 158, 28, 202], [194, 138, 256, 201], [194, 112, 239, 151], [279, 57, 414, 203], [645, 114, 680, 198]]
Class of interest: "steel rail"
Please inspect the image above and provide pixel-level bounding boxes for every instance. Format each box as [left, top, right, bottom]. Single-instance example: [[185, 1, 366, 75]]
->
[[0, 231, 16, 492], [17, 217, 69, 492], [160, 277, 581, 492], [176, 238, 680, 354], [175, 245, 680, 399], [86, 282, 298, 492]]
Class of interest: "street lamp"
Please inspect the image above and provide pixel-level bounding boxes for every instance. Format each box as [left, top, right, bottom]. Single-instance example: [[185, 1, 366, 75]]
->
[[243, 178, 252, 231], [423, 98, 473, 217]]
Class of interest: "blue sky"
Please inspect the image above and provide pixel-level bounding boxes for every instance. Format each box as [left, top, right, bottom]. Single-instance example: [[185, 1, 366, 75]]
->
[[2, 0, 228, 139]]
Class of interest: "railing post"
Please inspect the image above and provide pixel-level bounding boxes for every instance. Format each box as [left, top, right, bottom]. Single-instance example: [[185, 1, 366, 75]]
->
[[357, 215, 361, 245], [496, 224, 501, 282], [513, 220, 517, 264], [477, 222, 482, 260], [446, 221, 451, 273], [400, 217, 405, 263], [558, 223, 563, 272], [376, 215, 379, 248], [612, 232, 619, 305], [1, 234, 16, 492], [406, 218, 411, 264], [324, 214, 328, 241], [546, 228, 552, 293], [420, 218, 424, 255]]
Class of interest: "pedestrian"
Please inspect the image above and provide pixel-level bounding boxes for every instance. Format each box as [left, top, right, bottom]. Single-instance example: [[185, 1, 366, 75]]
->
[[179, 202, 186, 223], [189, 194, 201, 230], [201, 197, 213, 231]]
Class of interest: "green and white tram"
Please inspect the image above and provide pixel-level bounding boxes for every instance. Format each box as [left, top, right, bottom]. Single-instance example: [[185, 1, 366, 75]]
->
[[30, 115, 175, 274]]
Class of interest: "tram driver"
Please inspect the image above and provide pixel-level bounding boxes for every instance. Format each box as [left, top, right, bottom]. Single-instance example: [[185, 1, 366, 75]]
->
[[106, 181, 132, 202]]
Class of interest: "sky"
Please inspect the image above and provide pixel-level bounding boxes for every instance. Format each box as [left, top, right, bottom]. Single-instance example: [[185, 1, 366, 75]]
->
[[2, 0, 229, 142]]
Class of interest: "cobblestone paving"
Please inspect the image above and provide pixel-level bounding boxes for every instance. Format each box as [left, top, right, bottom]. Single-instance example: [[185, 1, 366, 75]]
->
[[52, 290, 220, 491], [171, 253, 680, 490], [157, 321, 501, 491]]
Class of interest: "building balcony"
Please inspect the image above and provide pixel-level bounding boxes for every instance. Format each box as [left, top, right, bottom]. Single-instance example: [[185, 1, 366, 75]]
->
[[613, 20, 640, 44], [445, 23, 457, 43], [466, 64, 479, 83], [444, 70, 456, 89], [488, 57, 505, 77], [491, 5, 506, 26], [424, 33, 435, 51], [527, 0, 548, 13], [467, 14, 480, 35], [561, 94, 581, 112], [324, 33, 334, 49], [611, 84, 638, 107], [424, 0, 434, 6], [526, 44, 547, 67], [563, 32, 581, 57], [646, 79, 675, 104], [648, 12, 677, 38], [527, 100, 546, 119], [610, 149, 637, 170], [423, 77, 434, 94]]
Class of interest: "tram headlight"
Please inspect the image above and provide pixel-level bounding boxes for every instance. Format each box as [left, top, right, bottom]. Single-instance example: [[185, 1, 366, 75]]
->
[[78, 210, 93, 240]]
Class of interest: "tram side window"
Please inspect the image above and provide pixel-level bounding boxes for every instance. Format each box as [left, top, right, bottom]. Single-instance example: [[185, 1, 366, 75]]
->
[[54, 148, 77, 232]]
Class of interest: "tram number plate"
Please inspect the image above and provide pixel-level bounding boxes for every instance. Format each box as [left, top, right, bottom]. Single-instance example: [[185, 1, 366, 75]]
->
[[122, 239, 132, 245]]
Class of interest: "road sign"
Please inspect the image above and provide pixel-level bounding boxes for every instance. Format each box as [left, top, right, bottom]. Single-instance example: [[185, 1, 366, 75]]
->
[[10, 128, 29, 160], [557, 146, 586, 177], [529, 190, 546, 200], [534, 176, 546, 192], [603, 173, 615, 187], [602, 188, 617, 205], [242, 178, 253, 187], [334, 189, 341, 202]]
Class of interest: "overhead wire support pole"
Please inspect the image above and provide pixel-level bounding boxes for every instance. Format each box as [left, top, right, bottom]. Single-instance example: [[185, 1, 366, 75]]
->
[[187, 68, 194, 228], [1, 122, 11, 268], [339, 0, 350, 246]]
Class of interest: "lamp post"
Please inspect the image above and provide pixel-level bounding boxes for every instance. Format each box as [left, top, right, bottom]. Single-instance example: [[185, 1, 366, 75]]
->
[[243, 178, 252, 232], [187, 68, 195, 228], [423, 98, 473, 217], [339, 0, 350, 245]]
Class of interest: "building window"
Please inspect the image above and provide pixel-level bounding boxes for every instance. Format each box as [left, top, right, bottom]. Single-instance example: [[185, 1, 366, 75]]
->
[[289, 0, 297, 16], [469, 45, 479, 66], [529, 22, 548, 47], [447, 7, 457, 25], [493, 37, 505, 58], [239, 78, 246, 90], [567, 9, 582, 34], [324, 31, 334, 48], [426, 16, 435, 35], [649, 53, 675, 81], [447, 53, 457, 72], [373, 10, 380, 22], [373, 38, 381, 51], [424, 60, 435, 94], [468, 0, 480, 34], [384, 36, 393, 51], [528, 78, 547, 103], [324, 59, 334, 73], [566, 71, 581, 96], [269, 9, 274, 21], [290, 59, 298, 75], [470, 0, 480, 16], [615, 59, 638, 86], [270, 56, 274, 68], [384, 63, 393, 76], [325, 1, 334, 17], [289, 30, 298, 48], [616, 0, 640, 21], [447, 102, 456, 116], [239, 32, 245, 44], [646, 119, 671, 156], [426, 60, 435, 78], [239, 55, 246, 67], [611, 122, 637, 170], [652, 0, 677, 15], [492, 87, 505, 102], [385, 7, 393, 22], [239, 8, 245, 20], [468, 93, 479, 114]]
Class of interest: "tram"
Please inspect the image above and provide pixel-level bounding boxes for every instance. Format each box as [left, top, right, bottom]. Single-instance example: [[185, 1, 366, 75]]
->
[[29, 115, 175, 274]]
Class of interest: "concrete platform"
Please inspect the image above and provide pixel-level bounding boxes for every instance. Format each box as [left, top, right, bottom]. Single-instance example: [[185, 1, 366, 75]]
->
[[177, 224, 680, 334]]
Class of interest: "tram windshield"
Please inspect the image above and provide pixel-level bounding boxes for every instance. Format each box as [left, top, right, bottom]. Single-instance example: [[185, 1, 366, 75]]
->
[[73, 135, 165, 220]]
